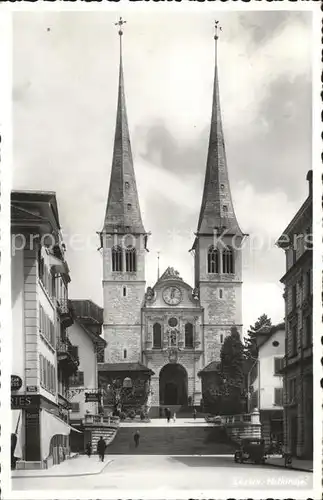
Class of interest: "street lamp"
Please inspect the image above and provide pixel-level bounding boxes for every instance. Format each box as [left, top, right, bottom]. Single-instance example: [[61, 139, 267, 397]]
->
[[247, 356, 260, 413]]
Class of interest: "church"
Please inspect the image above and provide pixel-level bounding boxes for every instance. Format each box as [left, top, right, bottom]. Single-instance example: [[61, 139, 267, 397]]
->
[[98, 19, 245, 416]]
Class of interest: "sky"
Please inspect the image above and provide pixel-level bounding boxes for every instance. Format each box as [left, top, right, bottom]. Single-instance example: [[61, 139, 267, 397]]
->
[[12, 11, 312, 334]]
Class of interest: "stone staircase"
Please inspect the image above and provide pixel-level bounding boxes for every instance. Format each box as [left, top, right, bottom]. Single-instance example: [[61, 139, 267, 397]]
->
[[106, 425, 235, 455], [91, 426, 117, 452]]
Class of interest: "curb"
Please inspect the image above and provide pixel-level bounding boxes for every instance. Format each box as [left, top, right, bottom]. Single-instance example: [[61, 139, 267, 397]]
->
[[265, 462, 313, 473], [11, 459, 113, 479]]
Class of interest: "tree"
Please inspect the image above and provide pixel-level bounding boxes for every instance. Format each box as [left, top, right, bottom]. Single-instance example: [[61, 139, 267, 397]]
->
[[219, 326, 245, 414], [244, 313, 272, 361]]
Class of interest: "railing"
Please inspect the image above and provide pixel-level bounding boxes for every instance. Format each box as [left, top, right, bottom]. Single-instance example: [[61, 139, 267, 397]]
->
[[57, 299, 74, 327], [57, 337, 79, 366], [206, 413, 253, 425], [71, 300, 103, 324], [83, 413, 120, 427]]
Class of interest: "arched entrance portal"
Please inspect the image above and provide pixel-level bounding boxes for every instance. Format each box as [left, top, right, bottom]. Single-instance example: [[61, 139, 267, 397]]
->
[[159, 364, 188, 406]]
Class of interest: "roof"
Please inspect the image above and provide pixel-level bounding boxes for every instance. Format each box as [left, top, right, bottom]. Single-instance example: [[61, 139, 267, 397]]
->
[[158, 267, 183, 283], [76, 320, 106, 348], [98, 362, 154, 375], [256, 322, 285, 349], [198, 361, 221, 376], [102, 38, 145, 235], [196, 36, 243, 237], [11, 190, 60, 230], [276, 172, 312, 247]]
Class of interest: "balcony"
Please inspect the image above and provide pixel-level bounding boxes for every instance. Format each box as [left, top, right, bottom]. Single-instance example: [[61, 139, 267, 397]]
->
[[57, 299, 74, 328], [57, 337, 79, 376], [70, 300, 103, 325]]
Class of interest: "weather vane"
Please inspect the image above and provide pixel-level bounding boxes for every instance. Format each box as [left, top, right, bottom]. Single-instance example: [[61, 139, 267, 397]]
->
[[115, 16, 127, 36], [214, 20, 222, 40]]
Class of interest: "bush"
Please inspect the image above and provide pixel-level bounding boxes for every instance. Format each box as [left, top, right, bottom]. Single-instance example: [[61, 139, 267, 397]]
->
[[129, 410, 136, 420], [119, 411, 126, 421], [140, 411, 148, 421]]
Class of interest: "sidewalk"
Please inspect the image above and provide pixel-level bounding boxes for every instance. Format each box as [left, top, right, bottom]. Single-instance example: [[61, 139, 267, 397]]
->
[[121, 418, 210, 427], [11, 455, 113, 479], [266, 455, 313, 473]]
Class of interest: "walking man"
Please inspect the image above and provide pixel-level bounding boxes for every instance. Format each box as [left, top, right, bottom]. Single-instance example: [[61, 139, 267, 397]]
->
[[86, 441, 92, 458], [173, 412, 176, 423], [134, 430, 140, 448], [193, 408, 197, 420], [97, 436, 106, 462]]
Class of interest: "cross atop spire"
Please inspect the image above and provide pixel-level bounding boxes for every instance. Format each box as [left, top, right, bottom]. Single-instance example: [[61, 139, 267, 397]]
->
[[195, 22, 243, 237], [102, 18, 146, 235], [115, 16, 127, 36]]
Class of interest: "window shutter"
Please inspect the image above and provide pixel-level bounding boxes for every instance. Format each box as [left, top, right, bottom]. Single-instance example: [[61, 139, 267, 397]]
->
[[274, 388, 283, 406], [39, 354, 43, 386]]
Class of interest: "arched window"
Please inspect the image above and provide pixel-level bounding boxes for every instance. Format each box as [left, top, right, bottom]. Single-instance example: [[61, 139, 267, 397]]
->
[[153, 323, 162, 348], [125, 246, 136, 272], [208, 246, 219, 273], [185, 323, 193, 348], [112, 246, 123, 272], [222, 246, 234, 274]]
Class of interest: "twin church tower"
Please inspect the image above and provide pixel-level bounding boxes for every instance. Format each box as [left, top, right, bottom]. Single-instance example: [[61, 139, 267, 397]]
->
[[99, 18, 245, 410]]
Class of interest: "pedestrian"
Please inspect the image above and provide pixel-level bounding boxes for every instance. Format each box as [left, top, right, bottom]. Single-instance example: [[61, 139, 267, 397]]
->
[[167, 408, 171, 423], [97, 436, 106, 462], [173, 412, 176, 423], [193, 408, 197, 420], [134, 430, 140, 448], [85, 441, 92, 458]]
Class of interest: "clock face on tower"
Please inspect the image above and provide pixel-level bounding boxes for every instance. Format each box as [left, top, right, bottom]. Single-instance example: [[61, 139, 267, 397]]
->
[[163, 286, 182, 306]]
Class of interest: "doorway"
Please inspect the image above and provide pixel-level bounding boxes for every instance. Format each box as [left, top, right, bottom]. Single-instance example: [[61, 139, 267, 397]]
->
[[159, 364, 188, 406]]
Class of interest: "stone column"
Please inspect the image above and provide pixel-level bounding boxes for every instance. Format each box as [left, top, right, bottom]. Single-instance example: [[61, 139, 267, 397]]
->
[[146, 317, 152, 350], [194, 316, 201, 349], [178, 317, 184, 349], [162, 319, 168, 349]]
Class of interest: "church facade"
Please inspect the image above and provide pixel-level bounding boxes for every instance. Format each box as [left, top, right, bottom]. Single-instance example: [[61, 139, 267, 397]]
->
[[98, 21, 245, 415]]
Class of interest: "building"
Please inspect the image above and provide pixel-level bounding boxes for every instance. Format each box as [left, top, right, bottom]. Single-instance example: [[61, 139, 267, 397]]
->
[[277, 171, 313, 458], [98, 22, 245, 416], [249, 323, 285, 447], [11, 191, 80, 469], [67, 300, 106, 452]]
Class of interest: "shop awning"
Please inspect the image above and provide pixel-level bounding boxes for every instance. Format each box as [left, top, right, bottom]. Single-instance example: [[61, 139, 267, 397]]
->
[[41, 409, 82, 461], [11, 409, 23, 459]]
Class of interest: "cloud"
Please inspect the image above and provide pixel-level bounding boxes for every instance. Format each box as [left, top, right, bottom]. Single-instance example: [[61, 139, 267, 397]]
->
[[12, 11, 312, 332]]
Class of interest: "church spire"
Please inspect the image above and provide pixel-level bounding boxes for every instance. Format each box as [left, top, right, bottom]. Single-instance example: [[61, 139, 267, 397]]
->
[[196, 21, 242, 236], [102, 17, 146, 234]]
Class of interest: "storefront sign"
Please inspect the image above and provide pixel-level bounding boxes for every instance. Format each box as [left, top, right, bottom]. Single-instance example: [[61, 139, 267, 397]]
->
[[85, 392, 101, 403], [11, 394, 40, 410], [11, 375, 22, 391], [26, 386, 38, 393]]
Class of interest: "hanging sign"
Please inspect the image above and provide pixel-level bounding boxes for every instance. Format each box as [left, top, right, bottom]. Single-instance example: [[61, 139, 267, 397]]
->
[[11, 375, 22, 391], [85, 392, 101, 403]]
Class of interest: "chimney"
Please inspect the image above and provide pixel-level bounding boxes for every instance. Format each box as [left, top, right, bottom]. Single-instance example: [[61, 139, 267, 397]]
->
[[306, 170, 312, 197]]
